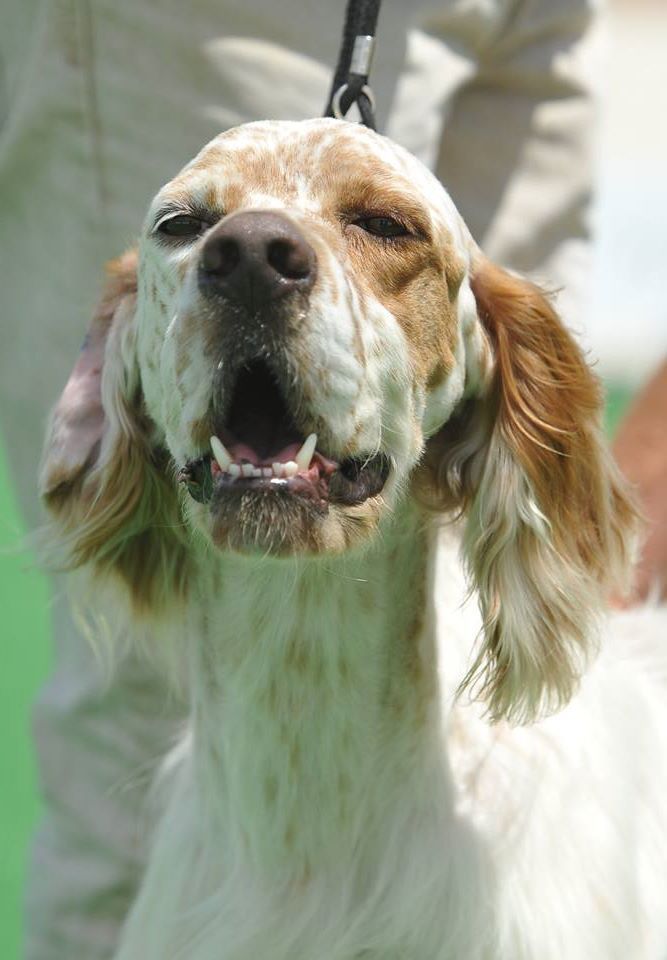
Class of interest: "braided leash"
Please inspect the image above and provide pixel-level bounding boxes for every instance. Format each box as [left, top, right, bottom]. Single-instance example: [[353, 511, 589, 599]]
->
[[324, 0, 382, 130]]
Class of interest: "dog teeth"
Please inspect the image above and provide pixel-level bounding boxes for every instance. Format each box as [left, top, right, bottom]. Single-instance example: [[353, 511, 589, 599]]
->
[[295, 433, 317, 471], [208, 439, 319, 482], [210, 436, 232, 471]]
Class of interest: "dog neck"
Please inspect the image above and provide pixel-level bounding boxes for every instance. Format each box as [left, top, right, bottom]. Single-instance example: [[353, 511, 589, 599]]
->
[[185, 499, 454, 879]]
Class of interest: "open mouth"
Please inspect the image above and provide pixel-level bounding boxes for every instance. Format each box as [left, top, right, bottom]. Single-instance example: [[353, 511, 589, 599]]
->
[[178, 359, 390, 510]]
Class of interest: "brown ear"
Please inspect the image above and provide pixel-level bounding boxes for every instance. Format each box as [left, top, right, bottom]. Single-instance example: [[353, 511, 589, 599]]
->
[[40, 250, 190, 613], [40, 250, 139, 499], [417, 259, 638, 722]]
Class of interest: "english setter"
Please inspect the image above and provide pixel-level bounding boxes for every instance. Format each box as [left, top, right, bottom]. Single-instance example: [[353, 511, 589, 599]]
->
[[40, 119, 667, 960]]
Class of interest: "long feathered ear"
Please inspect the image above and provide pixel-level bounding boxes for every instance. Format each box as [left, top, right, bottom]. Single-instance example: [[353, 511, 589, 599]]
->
[[417, 258, 638, 722], [40, 250, 190, 613]]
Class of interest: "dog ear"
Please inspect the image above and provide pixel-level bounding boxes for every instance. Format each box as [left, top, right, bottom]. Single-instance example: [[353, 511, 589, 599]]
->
[[40, 250, 190, 613], [416, 258, 638, 722]]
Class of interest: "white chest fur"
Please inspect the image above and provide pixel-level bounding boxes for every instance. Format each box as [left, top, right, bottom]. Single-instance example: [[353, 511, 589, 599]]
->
[[114, 509, 667, 960], [115, 505, 491, 959]]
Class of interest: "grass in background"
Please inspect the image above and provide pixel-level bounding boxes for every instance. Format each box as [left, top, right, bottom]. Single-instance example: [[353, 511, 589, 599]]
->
[[0, 440, 51, 960], [604, 382, 635, 437], [0, 383, 635, 959]]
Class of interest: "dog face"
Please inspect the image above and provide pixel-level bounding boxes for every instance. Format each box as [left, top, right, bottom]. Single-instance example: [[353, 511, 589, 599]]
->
[[134, 119, 483, 555], [41, 118, 635, 721]]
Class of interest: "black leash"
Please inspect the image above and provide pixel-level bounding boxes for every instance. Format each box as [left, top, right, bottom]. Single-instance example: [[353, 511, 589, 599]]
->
[[324, 0, 382, 130]]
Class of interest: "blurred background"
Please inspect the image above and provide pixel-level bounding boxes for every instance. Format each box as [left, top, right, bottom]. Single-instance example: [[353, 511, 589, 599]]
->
[[589, 0, 666, 383], [1, 0, 665, 956]]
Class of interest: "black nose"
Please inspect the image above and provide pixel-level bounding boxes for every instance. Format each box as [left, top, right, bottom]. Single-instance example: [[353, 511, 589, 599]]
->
[[198, 210, 317, 308]]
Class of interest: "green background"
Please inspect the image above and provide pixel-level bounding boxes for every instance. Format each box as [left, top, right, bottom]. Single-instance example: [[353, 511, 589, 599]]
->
[[0, 385, 634, 959], [0, 434, 51, 960]]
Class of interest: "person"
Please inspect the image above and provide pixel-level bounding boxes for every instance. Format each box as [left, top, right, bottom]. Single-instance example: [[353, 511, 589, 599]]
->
[[0, 1, 662, 956]]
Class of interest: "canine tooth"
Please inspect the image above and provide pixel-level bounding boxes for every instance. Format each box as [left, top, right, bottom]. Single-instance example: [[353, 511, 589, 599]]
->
[[272, 462, 284, 478], [283, 460, 298, 478], [262, 467, 273, 478], [229, 463, 241, 478], [295, 433, 317, 471], [241, 463, 255, 478], [210, 436, 232, 472]]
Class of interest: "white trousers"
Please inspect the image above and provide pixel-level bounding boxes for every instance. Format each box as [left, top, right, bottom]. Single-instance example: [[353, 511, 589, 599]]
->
[[0, 0, 599, 955]]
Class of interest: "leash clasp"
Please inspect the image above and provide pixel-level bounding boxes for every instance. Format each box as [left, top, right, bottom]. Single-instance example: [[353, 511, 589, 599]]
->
[[331, 81, 376, 123], [324, 1, 382, 130]]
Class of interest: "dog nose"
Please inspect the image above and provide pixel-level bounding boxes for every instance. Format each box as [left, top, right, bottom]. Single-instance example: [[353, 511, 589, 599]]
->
[[199, 211, 317, 307]]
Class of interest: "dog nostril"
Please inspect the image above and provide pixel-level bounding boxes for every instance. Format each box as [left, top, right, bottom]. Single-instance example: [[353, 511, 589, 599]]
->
[[204, 238, 241, 277], [267, 238, 312, 280]]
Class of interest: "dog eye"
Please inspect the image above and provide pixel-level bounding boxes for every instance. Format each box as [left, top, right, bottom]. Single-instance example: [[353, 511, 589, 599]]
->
[[355, 216, 409, 238], [156, 215, 211, 239]]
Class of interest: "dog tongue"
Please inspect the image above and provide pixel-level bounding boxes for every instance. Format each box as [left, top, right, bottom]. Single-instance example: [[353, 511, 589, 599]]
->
[[227, 440, 301, 467], [222, 439, 338, 475]]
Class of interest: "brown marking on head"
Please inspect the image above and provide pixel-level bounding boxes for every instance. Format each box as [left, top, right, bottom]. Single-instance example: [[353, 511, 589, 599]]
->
[[203, 182, 223, 213], [217, 177, 245, 215], [183, 128, 461, 401], [312, 151, 463, 391], [188, 134, 305, 208]]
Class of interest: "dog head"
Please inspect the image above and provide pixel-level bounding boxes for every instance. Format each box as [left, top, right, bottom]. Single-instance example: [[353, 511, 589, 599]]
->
[[41, 119, 636, 719]]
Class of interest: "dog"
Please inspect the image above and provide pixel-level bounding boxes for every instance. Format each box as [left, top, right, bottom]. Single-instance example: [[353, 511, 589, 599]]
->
[[40, 118, 667, 959]]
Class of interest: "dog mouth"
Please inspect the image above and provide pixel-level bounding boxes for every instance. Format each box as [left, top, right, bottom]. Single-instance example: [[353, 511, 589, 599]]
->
[[178, 358, 390, 510]]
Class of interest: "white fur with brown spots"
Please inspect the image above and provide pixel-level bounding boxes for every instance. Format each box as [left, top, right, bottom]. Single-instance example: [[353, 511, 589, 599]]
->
[[40, 119, 667, 959]]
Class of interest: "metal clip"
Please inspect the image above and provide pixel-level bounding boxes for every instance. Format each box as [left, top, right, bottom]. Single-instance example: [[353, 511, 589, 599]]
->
[[350, 35, 376, 78], [331, 83, 376, 120]]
